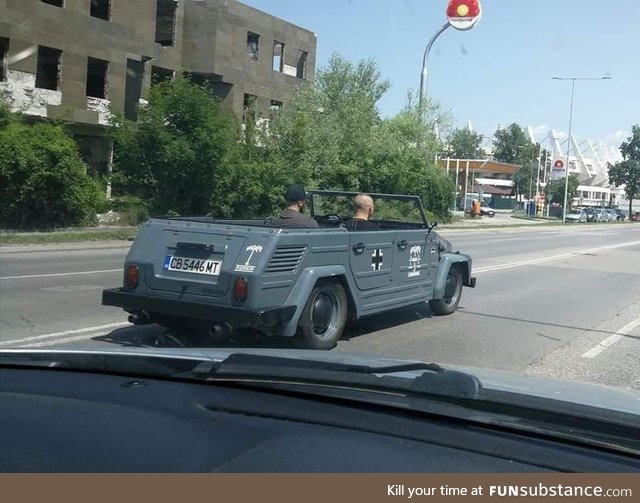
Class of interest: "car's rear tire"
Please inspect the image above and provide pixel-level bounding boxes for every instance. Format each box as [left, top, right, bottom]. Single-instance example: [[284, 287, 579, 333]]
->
[[297, 280, 348, 350], [429, 267, 463, 316]]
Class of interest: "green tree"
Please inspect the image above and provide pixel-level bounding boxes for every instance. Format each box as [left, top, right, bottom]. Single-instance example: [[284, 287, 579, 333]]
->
[[265, 54, 453, 219], [446, 128, 484, 159], [620, 124, 640, 161], [547, 175, 579, 207], [492, 124, 541, 199], [0, 113, 102, 229], [609, 124, 640, 216], [112, 75, 236, 216]]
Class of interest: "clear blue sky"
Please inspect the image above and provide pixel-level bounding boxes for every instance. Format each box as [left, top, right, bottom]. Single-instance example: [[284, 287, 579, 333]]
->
[[242, 0, 639, 147]]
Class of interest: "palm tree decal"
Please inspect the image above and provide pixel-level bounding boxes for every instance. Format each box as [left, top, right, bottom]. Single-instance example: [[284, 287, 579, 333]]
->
[[245, 245, 263, 265], [409, 246, 422, 271]]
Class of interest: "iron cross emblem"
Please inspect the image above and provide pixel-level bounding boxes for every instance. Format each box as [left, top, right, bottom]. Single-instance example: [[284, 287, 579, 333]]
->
[[371, 249, 383, 271]]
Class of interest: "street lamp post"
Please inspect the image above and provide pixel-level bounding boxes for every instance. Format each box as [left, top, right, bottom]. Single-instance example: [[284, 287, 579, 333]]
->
[[419, 22, 451, 112], [552, 76, 611, 223]]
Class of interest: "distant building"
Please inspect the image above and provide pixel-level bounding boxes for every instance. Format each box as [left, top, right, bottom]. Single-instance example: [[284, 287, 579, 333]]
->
[[0, 0, 317, 179]]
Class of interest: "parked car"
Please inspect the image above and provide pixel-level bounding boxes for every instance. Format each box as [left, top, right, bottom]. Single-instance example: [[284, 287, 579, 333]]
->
[[613, 209, 625, 221], [604, 209, 618, 222], [593, 208, 608, 222], [463, 199, 495, 217], [631, 212, 640, 222], [103, 190, 476, 350], [479, 201, 496, 217], [566, 209, 587, 223], [583, 207, 598, 222]]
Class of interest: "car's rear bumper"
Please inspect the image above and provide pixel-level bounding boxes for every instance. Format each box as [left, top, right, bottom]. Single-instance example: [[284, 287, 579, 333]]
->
[[102, 288, 296, 331]]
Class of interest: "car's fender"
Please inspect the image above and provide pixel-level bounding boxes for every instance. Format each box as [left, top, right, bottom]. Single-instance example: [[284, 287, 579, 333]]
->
[[281, 265, 352, 337], [432, 253, 475, 299]]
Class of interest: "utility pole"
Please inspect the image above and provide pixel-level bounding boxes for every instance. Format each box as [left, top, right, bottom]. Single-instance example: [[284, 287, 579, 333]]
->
[[552, 76, 611, 223]]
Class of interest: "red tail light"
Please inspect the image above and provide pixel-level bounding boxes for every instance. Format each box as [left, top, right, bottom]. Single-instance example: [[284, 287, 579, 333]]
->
[[233, 277, 248, 302], [126, 265, 139, 289]]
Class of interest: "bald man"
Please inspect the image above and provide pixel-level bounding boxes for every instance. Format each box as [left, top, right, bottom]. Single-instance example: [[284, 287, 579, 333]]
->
[[345, 194, 380, 231]]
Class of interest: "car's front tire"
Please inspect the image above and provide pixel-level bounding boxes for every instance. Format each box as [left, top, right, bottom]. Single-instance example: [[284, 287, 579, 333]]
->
[[429, 267, 463, 315], [297, 280, 348, 350]]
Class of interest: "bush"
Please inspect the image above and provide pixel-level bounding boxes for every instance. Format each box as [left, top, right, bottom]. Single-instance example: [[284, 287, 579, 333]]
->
[[210, 160, 296, 219], [111, 75, 236, 217], [108, 195, 149, 225], [0, 119, 102, 229]]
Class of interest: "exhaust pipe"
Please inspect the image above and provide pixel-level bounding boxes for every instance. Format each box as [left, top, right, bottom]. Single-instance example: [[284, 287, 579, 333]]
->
[[128, 311, 151, 325], [209, 323, 232, 339]]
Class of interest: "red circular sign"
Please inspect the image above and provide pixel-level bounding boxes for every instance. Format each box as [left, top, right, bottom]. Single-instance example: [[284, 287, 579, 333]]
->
[[446, 0, 482, 31], [553, 159, 565, 170]]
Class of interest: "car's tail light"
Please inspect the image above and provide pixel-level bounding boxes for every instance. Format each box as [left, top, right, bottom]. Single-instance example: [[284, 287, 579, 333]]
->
[[126, 265, 139, 289], [233, 277, 248, 302]]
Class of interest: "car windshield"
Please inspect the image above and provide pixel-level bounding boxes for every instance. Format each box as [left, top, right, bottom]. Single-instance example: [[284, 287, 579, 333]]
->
[[1, 0, 640, 463]]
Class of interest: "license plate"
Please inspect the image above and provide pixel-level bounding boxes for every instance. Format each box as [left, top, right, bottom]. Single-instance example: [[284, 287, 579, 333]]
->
[[163, 256, 222, 276]]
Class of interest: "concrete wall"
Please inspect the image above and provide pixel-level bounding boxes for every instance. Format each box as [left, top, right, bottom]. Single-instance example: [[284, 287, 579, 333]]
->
[[182, 0, 317, 117], [0, 0, 317, 168], [0, 0, 315, 122]]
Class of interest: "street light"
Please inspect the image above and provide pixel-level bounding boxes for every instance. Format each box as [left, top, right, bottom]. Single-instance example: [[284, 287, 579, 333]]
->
[[419, 22, 451, 112], [419, 1, 483, 113], [552, 76, 611, 223]]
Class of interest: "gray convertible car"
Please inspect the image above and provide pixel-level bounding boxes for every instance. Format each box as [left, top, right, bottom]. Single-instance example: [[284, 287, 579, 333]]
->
[[103, 191, 476, 349]]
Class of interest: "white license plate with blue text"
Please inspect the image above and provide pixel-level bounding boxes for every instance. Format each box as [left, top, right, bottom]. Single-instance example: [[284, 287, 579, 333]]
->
[[163, 256, 222, 276]]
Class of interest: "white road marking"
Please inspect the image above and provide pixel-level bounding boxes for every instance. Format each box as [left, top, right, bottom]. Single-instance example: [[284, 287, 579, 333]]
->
[[0, 322, 130, 346], [474, 240, 640, 274], [17, 332, 113, 348], [485, 237, 526, 243], [0, 269, 121, 280], [582, 318, 640, 359]]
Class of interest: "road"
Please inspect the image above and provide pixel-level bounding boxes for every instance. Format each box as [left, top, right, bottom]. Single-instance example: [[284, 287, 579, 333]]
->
[[1, 224, 639, 390]]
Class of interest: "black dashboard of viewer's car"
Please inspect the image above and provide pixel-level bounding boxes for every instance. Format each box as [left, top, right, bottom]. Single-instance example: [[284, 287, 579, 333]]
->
[[1, 349, 639, 473]]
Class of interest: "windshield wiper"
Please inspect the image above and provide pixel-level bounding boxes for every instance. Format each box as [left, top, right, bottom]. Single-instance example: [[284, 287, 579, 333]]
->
[[180, 353, 483, 399]]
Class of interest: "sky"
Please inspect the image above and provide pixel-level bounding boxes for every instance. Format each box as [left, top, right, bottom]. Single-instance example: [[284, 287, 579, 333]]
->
[[241, 0, 639, 148]]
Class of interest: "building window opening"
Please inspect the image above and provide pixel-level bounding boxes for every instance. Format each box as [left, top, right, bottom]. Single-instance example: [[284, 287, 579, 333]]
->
[[270, 100, 282, 111], [155, 0, 178, 47], [152, 66, 175, 86], [124, 58, 145, 120], [243, 93, 257, 123], [86, 57, 108, 99], [0, 38, 8, 82], [247, 32, 260, 62], [41, 0, 64, 7], [90, 0, 111, 20], [296, 50, 308, 79], [272, 42, 284, 72], [36, 46, 62, 91]]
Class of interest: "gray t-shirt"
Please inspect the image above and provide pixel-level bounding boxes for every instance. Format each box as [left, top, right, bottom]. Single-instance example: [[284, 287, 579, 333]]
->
[[271, 209, 319, 229]]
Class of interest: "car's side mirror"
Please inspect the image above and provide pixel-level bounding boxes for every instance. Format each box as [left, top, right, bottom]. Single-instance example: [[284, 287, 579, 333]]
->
[[427, 222, 438, 236]]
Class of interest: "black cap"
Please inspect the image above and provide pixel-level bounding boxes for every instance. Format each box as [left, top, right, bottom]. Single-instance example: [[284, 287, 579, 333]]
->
[[284, 185, 306, 202]]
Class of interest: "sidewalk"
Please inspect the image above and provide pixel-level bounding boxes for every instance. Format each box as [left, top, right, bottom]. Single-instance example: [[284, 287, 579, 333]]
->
[[440, 212, 551, 229]]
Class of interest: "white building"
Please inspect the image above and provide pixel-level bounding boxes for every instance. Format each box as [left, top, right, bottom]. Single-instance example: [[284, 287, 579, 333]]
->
[[529, 127, 625, 207]]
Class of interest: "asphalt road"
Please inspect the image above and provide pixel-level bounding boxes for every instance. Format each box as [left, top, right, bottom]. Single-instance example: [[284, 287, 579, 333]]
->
[[1, 224, 639, 390]]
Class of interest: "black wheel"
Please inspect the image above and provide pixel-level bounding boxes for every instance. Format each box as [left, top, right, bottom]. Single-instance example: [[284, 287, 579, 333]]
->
[[297, 281, 348, 350], [429, 267, 463, 315]]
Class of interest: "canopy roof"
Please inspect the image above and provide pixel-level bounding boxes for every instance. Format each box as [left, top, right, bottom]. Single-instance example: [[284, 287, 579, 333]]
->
[[438, 159, 521, 175]]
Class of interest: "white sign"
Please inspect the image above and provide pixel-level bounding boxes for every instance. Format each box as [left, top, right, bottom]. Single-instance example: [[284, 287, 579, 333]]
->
[[446, 0, 482, 31]]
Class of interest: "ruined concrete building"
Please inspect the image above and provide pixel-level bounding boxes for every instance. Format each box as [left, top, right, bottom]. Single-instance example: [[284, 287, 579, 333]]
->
[[0, 0, 317, 175]]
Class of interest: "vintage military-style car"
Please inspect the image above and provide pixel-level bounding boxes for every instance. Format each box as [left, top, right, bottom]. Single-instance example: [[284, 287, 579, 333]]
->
[[102, 191, 476, 349]]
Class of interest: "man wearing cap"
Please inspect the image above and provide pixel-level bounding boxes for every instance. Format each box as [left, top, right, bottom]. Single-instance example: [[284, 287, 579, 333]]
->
[[270, 185, 319, 229]]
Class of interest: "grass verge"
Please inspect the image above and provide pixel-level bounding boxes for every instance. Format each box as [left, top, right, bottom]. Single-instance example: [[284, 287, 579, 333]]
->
[[0, 228, 136, 245]]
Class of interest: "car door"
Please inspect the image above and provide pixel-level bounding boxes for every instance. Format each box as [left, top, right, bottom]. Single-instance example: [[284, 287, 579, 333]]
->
[[392, 228, 436, 301], [348, 230, 394, 291]]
